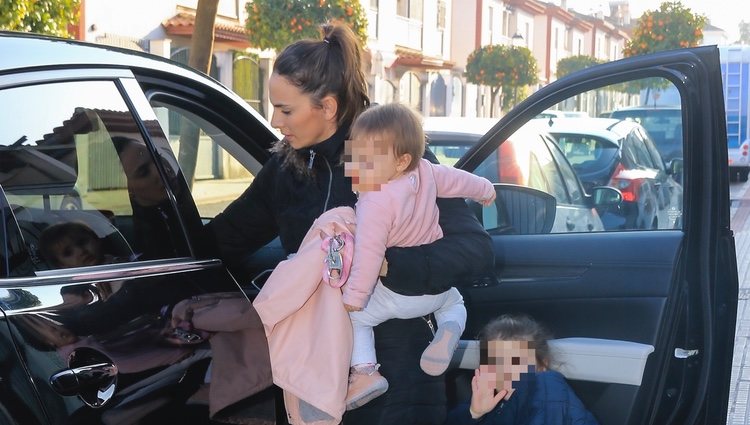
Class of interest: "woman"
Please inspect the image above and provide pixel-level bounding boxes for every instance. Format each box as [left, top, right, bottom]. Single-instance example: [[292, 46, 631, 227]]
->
[[208, 22, 494, 425]]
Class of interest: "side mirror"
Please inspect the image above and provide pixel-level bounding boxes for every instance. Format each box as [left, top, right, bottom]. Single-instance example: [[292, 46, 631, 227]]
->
[[469, 183, 557, 235], [590, 186, 623, 208]]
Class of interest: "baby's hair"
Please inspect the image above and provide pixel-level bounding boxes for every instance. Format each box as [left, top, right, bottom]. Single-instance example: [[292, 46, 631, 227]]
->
[[478, 313, 553, 370], [350, 103, 425, 172]]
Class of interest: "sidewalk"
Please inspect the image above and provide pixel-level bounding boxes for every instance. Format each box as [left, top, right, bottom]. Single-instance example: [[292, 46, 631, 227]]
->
[[726, 179, 750, 424]]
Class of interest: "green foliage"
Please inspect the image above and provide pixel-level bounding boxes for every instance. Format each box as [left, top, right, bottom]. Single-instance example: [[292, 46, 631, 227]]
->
[[623, 1, 706, 57], [0, 0, 80, 37], [556, 55, 604, 79], [246, 0, 367, 51], [465, 44, 538, 111]]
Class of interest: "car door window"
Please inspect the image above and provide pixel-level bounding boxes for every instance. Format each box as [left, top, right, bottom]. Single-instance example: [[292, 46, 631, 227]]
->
[[545, 137, 584, 205], [0, 80, 189, 276], [528, 136, 569, 203], [471, 76, 684, 233], [149, 102, 261, 220]]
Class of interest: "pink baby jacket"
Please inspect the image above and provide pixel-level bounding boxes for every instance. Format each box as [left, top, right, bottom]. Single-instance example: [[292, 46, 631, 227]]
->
[[342, 159, 494, 308]]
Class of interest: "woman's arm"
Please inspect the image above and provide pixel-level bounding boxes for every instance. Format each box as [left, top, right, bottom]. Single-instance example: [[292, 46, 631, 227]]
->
[[206, 160, 279, 276], [381, 151, 495, 296]]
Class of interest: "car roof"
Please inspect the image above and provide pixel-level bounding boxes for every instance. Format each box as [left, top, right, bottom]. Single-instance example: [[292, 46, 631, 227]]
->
[[544, 117, 640, 144], [1, 31, 198, 77], [0, 31, 278, 140], [611, 105, 681, 112], [422, 117, 499, 137], [424, 117, 553, 143]]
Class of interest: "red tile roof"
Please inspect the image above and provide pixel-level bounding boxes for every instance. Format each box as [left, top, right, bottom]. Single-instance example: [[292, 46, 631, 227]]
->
[[162, 12, 251, 46]]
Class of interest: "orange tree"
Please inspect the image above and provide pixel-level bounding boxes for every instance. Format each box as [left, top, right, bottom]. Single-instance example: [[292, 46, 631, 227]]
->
[[246, 0, 367, 51], [623, 1, 706, 57], [465, 44, 538, 114], [556, 55, 604, 79], [0, 0, 80, 37]]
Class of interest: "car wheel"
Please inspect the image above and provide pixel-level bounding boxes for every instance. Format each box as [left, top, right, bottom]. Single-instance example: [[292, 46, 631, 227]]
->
[[740, 169, 750, 182]]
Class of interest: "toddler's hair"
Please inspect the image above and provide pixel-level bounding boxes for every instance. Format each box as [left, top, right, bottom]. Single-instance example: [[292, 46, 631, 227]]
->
[[478, 313, 553, 369], [39, 221, 99, 267], [350, 103, 425, 172]]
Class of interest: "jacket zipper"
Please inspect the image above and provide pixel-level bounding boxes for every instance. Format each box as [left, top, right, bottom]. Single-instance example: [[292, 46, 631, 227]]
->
[[323, 157, 333, 212], [309, 149, 333, 213], [307, 150, 316, 169]]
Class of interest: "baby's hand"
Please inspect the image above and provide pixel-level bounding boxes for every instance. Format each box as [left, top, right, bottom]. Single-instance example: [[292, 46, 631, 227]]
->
[[478, 191, 497, 206], [344, 303, 362, 312]]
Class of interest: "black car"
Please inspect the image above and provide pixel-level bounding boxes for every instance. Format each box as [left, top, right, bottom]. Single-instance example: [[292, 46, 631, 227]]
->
[[609, 106, 683, 167], [545, 117, 683, 230], [0, 32, 738, 425]]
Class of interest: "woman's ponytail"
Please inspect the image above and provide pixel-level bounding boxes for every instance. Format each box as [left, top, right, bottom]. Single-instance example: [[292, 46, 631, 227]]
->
[[273, 21, 370, 129]]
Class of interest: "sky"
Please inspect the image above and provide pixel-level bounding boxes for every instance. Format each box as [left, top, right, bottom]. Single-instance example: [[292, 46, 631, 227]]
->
[[565, 0, 746, 43]]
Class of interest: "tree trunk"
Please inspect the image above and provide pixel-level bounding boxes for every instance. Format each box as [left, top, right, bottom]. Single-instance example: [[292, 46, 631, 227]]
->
[[490, 87, 500, 117], [180, 0, 219, 188]]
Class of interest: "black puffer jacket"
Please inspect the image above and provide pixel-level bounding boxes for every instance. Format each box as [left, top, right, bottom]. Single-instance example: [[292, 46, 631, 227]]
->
[[209, 126, 494, 424]]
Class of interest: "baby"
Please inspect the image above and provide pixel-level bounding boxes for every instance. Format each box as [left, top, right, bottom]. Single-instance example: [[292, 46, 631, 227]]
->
[[341, 103, 496, 410]]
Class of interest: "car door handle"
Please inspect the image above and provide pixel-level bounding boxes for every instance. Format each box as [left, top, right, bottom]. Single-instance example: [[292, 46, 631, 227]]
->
[[50, 362, 118, 396], [566, 218, 575, 231], [469, 276, 501, 288]]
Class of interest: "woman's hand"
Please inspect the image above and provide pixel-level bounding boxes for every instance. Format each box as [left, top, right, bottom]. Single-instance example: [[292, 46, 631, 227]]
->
[[469, 368, 508, 419], [379, 258, 388, 277], [344, 303, 362, 312]]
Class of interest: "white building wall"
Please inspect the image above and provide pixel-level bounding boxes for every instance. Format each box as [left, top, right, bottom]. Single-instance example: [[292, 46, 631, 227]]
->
[[572, 30, 586, 55], [516, 11, 534, 49], [533, 14, 548, 84], [549, 19, 566, 80], [450, 0, 478, 69]]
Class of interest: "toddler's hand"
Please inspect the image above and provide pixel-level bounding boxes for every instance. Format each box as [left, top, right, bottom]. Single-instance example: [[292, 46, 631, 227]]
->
[[469, 368, 508, 419], [344, 303, 362, 312]]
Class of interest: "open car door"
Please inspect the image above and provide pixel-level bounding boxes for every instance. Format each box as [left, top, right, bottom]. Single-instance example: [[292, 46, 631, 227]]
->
[[450, 46, 738, 425]]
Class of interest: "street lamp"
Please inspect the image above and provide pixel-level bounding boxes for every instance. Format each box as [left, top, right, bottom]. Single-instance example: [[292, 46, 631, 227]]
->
[[511, 32, 524, 48]]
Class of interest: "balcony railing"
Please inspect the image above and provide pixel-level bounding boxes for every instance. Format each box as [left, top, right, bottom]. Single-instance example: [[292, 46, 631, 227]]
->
[[394, 16, 422, 50]]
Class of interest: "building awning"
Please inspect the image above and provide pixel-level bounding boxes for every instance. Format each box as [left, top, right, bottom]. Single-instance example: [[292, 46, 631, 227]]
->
[[391, 48, 455, 70], [162, 12, 251, 47]]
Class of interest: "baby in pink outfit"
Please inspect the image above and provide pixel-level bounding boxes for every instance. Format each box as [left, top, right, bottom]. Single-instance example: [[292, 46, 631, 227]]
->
[[342, 103, 496, 410]]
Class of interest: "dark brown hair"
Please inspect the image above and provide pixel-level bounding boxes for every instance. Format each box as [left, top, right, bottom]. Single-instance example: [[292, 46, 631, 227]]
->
[[39, 222, 101, 267], [272, 22, 370, 130], [478, 313, 553, 369], [350, 103, 425, 172]]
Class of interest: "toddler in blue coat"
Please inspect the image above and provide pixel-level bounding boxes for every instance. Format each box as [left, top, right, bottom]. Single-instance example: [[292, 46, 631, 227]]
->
[[446, 314, 599, 425]]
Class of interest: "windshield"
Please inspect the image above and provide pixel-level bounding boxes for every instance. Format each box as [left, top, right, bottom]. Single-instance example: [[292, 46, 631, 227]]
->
[[610, 108, 682, 162]]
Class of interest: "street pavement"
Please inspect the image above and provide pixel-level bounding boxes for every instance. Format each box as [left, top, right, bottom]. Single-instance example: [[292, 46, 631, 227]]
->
[[727, 179, 750, 424]]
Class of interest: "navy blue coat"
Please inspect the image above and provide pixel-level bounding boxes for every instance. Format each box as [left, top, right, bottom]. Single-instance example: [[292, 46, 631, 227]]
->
[[446, 370, 600, 425]]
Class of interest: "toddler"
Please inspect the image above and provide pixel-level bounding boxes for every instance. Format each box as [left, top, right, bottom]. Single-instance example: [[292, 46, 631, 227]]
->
[[39, 221, 108, 268], [341, 102, 496, 410], [446, 314, 599, 424]]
